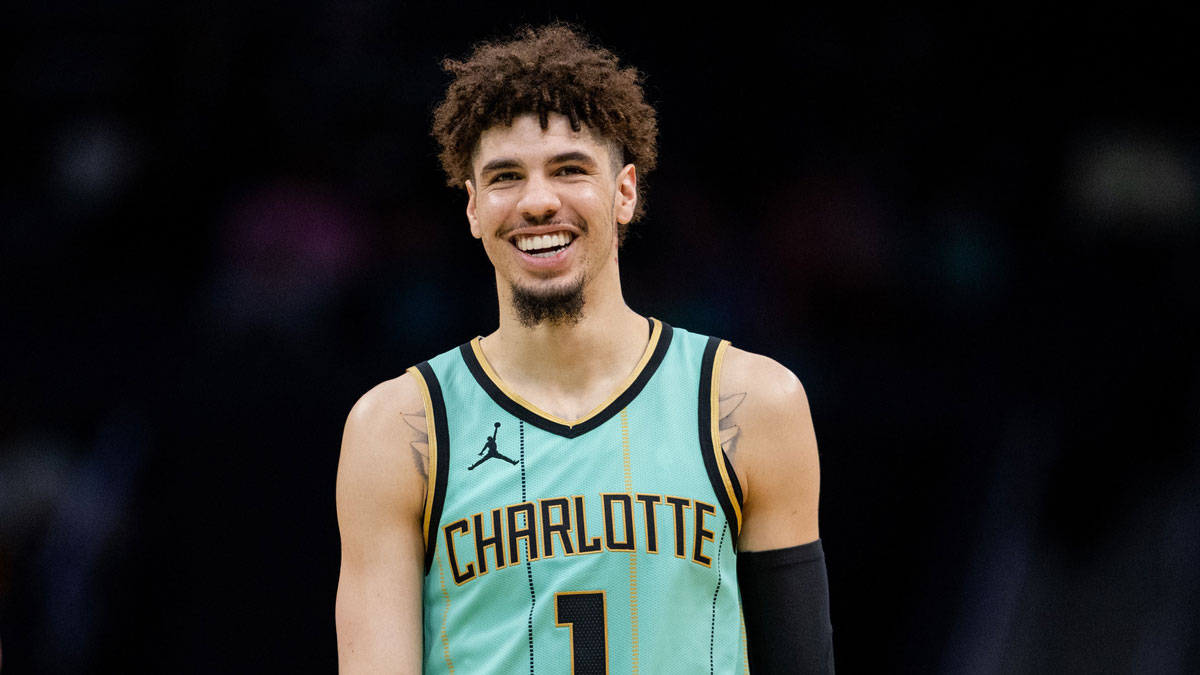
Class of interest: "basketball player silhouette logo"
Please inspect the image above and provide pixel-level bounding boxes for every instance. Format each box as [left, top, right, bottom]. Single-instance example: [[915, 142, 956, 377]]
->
[[469, 422, 518, 470]]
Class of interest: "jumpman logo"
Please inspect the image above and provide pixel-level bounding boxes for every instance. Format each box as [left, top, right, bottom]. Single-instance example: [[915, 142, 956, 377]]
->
[[468, 422, 518, 470]]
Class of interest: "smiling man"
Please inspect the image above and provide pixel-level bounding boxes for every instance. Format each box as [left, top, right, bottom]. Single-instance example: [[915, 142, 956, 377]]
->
[[335, 25, 833, 674], [467, 116, 627, 329]]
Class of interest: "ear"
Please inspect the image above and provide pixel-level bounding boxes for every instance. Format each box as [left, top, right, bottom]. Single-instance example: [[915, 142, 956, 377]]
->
[[614, 164, 637, 225], [465, 179, 481, 239]]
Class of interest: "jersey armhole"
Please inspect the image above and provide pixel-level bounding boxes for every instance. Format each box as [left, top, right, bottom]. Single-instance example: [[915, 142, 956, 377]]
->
[[698, 336, 745, 544], [408, 362, 451, 575]]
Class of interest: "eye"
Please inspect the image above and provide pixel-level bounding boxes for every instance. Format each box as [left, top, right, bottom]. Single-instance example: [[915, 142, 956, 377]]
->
[[556, 165, 586, 176], [490, 171, 521, 184]]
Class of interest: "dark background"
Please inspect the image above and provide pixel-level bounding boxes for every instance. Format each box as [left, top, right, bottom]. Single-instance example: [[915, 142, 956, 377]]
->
[[2, 3, 1197, 673]]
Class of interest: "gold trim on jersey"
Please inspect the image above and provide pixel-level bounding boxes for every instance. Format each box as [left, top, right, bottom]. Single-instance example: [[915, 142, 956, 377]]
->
[[468, 318, 664, 429], [436, 552, 456, 673], [407, 365, 440, 547], [709, 340, 744, 533], [622, 408, 641, 675]]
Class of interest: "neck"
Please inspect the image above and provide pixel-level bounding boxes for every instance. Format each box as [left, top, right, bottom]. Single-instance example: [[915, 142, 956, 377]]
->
[[480, 270, 649, 416]]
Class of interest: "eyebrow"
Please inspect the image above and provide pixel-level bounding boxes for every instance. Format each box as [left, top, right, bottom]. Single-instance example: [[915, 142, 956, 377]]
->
[[479, 158, 523, 175], [479, 151, 601, 177], [548, 151, 599, 167]]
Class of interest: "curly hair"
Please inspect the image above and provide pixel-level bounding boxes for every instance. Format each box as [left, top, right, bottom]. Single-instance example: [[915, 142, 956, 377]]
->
[[432, 23, 659, 229]]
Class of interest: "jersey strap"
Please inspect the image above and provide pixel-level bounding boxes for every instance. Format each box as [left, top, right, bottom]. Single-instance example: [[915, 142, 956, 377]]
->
[[699, 336, 745, 541], [408, 361, 451, 575]]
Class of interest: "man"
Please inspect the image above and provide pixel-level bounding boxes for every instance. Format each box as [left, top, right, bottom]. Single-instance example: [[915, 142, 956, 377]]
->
[[336, 25, 832, 674]]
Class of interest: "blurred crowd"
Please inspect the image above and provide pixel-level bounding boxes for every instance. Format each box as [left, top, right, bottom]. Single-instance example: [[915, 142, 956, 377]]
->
[[2, 3, 1197, 673]]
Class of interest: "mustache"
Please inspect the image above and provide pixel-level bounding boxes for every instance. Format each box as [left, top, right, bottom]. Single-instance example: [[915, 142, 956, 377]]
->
[[497, 214, 588, 238]]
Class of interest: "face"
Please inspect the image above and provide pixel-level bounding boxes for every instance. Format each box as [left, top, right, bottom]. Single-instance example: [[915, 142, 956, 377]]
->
[[465, 113, 637, 325]]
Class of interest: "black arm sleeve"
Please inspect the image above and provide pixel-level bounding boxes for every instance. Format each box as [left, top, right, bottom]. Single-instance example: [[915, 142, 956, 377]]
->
[[738, 538, 834, 674]]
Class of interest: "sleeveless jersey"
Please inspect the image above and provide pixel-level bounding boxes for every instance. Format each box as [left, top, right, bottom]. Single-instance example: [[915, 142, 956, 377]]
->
[[409, 319, 747, 675]]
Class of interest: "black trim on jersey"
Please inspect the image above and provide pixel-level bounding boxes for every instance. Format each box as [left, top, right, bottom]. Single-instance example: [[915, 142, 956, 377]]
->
[[416, 360, 451, 576], [458, 322, 675, 439], [722, 449, 744, 507], [698, 335, 744, 545]]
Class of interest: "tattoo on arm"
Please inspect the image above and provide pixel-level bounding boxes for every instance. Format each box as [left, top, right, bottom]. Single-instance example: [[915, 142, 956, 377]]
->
[[718, 392, 746, 460], [402, 411, 430, 481]]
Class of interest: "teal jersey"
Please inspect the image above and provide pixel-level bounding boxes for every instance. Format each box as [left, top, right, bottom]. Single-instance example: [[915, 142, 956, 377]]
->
[[409, 319, 747, 675]]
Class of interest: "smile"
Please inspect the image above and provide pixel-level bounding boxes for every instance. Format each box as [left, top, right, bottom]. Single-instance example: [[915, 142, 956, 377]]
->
[[512, 231, 575, 258]]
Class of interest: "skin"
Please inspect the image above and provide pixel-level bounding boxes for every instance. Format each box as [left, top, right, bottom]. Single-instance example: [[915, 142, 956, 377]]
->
[[335, 112, 820, 673]]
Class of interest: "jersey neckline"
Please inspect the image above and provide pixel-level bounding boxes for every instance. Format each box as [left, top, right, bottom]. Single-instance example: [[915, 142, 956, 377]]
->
[[458, 318, 674, 439]]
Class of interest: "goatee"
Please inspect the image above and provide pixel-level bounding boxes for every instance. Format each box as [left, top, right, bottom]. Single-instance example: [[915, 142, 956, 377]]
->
[[511, 278, 585, 327]]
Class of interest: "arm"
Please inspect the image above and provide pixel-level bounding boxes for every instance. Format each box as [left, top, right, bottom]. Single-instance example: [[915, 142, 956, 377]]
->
[[335, 375, 429, 674], [720, 347, 833, 674]]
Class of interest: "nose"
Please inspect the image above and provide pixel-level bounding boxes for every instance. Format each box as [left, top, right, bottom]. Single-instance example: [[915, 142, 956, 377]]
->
[[516, 172, 561, 222]]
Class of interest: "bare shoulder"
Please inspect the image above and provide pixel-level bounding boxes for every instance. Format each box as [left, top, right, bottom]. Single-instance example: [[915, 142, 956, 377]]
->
[[346, 372, 425, 432], [337, 373, 430, 531], [717, 346, 813, 468], [718, 346, 821, 551], [720, 346, 809, 417]]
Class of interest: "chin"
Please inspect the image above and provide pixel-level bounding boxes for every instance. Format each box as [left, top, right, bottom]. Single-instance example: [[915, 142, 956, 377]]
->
[[510, 277, 586, 327]]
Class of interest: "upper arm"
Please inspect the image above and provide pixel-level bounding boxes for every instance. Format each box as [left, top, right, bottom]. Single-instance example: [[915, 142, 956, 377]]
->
[[335, 373, 429, 673], [719, 347, 821, 552]]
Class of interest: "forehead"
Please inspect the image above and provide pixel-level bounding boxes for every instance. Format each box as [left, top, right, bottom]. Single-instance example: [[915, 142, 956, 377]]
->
[[473, 113, 617, 170]]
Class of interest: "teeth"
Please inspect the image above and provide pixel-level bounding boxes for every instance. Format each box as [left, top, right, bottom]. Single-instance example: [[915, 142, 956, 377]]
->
[[515, 231, 573, 252]]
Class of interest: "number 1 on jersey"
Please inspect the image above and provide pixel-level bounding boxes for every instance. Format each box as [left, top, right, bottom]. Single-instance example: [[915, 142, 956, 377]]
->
[[554, 591, 607, 674]]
